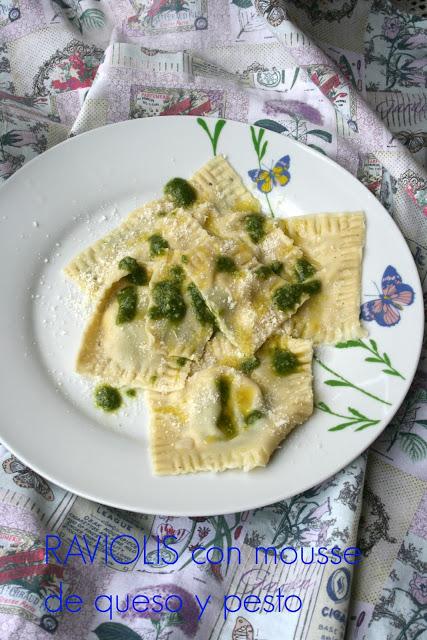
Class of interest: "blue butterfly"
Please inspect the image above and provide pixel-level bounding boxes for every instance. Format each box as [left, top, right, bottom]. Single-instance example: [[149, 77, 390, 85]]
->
[[248, 155, 290, 193], [361, 265, 414, 327]]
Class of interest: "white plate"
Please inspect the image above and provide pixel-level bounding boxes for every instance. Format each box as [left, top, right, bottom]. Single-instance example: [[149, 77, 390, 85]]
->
[[0, 116, 423, 515]]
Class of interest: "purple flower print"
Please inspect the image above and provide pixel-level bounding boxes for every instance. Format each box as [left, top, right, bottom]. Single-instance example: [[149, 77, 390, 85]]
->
[[307, 498, 331, 521], [120, 584, 199, 637], [404, 57, 427, 83], [382, 16, 403, 39], [404, 32, 427, 48], [409, 572, 427, 605], [264, 99, 323, 125], [300, 521, 330, 545]]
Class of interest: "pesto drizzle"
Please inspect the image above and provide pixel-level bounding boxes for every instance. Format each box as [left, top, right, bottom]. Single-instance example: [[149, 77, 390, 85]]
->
[[216, 376, 237, 440], [295, 258, 316, 282], [116, 286, 138, 324], [118, 256, 148, 286], [149, 234, 169, 258], [188, 283, 216, 327], [245, 409, 265, 425], [94, 385, 122, 412], [164, 178, 197, 208], [149, 266, 187, 323], [239, 356, 260, 375], [272, 348, 299, 376], [215, 255, 237, 273], [243, 213, 266, 244]]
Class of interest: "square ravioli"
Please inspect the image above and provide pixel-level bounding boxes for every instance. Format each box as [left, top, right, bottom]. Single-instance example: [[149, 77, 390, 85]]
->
[[145, 255, 215, 361], [183, 239, 311, 355], [76, 278, 191, 392], [64, 199, 215, 298], [279, 212, 366, 344], [148, 333, 313, 475]]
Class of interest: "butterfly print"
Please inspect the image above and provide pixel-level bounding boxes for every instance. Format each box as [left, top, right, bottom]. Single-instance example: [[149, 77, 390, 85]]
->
[[248, 155, 290, 193], [2, 456, 54, 501], [361, 265, 414, 327], [392, 131, 427, 154], [232, 616, 254, 640]]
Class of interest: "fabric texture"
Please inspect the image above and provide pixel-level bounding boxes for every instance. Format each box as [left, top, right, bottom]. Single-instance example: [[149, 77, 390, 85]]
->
[[0, 1, 426, 638]]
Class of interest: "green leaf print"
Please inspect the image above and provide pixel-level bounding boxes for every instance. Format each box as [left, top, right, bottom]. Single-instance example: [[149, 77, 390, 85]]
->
[[196, 118, 226, 156], [335, 339, 405, 379], [80, 8, 106, 30], [93, 622, 142, 640], [315, 356, 392, 406], [398, 432, 427, 461], [316, 402, 381, 432]]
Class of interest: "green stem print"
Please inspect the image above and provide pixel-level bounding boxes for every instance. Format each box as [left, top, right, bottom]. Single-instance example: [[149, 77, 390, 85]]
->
[[316, 402, 381, 432], [335, 338, 405, 379], [179, 514, 241, 574], [249, 125, 274, 217], [315, 356, 392, 406], [196, 118, 226, 156]]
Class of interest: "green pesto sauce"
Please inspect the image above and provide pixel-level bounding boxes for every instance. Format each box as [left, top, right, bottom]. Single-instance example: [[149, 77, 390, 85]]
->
[[188, 283, 216, 327], [149, 278, 187, 323], [273, 279, 321, 312], [176, 357, 187, 367], [255, 261, 284, 279], [272, 348, 299, 376], [170, 264, 185, 283], [116, 286, 138, 324], [181, 254, 189, 264], [273, 283, 303, 311], [216, 255, 237, 273], [95, 385, 122, 412], [255, 265, 273, 280], [243, 213, 266, 244], [245, 409, 265, 425], [239, 355, 260, 375], [295, 258, 316, 282], [164, 178, 197, 208], [126, 388, 137, 398], [149, 234, 169, 257], [301, 279, 321, 295], [216, 376, 237, 440], [118, 256, 149, 286], [270, 260, 283, 275]]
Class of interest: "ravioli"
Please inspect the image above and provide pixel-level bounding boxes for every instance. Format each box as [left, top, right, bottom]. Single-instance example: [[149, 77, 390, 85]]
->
[[149, 366, 278, 475], [190, 155, 261, 214], [200, 331, 314, 428], [76, 278, 190, 392], [149, 330, 313, 475], [145, 256, 214, 361], [67, 155, 366, 478], [203, 209, 305, 282], [183, 239, 310, 355], [279, 213, 366, 344], [64, 199, 215, 298]]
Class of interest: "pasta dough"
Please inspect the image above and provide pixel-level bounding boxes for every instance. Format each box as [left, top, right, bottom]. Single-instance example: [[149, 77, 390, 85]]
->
[[149, 333, 313, 475], [64, 200, 214, 297], [76, 278, 191, 392], [183, 241, 310, 355], [145, 255, 214, 361], [279, 213, 366, 344], [200, 331, 314, 428], [191, 155, 261, 213]]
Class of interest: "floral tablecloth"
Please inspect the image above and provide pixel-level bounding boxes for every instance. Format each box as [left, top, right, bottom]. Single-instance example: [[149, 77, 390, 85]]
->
[[0, 1, 426, 639]]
